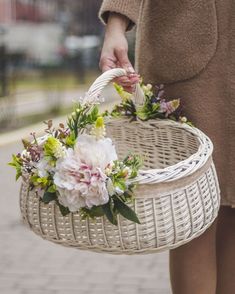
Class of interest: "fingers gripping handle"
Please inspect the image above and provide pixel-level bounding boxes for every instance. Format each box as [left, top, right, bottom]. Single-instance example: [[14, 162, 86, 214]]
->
[[83, 68, 145, 105], [83, 68, 126, 104]]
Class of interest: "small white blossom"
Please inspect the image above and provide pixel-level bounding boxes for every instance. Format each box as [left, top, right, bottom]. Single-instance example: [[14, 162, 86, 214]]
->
[[36, 158, 55, 178], [180, 116, 188, 123], [115, 186, 124, 195], [123, 166, 131, 178], [90, 116, 106, 140], [54, 145, 66, 159], [90, 126, 106, 140]]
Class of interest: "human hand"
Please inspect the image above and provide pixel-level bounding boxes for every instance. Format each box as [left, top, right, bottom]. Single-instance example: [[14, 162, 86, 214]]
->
[[99, 13, 140, 93]]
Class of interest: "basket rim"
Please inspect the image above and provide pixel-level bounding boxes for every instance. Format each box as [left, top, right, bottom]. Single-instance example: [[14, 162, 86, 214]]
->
[[25, 117, 213, 186], [106, 117, 213, 185]]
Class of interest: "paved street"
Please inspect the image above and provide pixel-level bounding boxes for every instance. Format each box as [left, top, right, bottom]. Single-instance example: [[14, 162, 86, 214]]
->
[[0, 140, 171, 294]]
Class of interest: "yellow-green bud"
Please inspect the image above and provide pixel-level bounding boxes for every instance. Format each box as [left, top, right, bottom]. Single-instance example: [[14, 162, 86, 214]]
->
[[180, 116, 187, 123], [171, 99, 180, 110], [95, 116, 104, 128], [71, 112, 76, 119]]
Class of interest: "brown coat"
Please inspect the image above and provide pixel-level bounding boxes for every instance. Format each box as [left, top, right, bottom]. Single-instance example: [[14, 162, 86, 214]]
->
[[99, 0, 235, 206]]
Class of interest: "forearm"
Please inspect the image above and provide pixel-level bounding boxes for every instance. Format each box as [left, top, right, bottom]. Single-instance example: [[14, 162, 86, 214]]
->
[[106, 12, 130, 35], [99, 0, 141, 30]]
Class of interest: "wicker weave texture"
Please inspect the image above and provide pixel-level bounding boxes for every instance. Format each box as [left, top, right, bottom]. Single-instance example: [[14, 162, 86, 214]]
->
[[20, 161, 219, 254], [19, 119, 220, 255], [19, 69, 221, 254]]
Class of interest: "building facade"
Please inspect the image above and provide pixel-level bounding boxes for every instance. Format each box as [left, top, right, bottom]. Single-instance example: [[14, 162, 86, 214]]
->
[[0, 0, 103, 35], [0, 0, 59, 23]]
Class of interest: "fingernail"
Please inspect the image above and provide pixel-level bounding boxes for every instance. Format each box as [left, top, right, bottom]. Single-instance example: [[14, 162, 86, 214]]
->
[[127, 66, 135, 74], [130, 77, 140, 83], [129, 73, 138, 78]]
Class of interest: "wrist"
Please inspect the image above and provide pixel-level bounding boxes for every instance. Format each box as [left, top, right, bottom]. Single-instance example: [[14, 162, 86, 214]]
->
[[106, 12, 130, 34]]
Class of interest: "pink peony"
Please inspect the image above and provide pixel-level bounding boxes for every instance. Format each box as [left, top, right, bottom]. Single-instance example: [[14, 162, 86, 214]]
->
[[53, 134, 118, 211]]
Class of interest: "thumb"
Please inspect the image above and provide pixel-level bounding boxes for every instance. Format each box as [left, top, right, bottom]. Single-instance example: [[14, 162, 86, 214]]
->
[[115, 48, 135, 73]]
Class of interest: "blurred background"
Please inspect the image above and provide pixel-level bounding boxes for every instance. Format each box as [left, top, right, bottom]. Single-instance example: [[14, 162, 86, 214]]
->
[[0, 0, 135, 132], [0, 1, 170, 294]]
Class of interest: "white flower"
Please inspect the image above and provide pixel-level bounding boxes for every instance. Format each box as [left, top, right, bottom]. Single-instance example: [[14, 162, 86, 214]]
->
[[56, 167, 109, 211], [36, 158, 54, 178], [54, 145, 66, 159], [84, 169, 110, 208], [142, 83, 153, 97], [179, 116, 188, 123], [37, 135, 49, 146], [90, 116, 106, 140], [107, 178, 115, 196], [53, 148, 82, 191], [105, 162, 115, 176], [146, 84, 152, 90], [57, 188, 86, 212], [74, 134, 117, 171], [52, 134, 118, 211]]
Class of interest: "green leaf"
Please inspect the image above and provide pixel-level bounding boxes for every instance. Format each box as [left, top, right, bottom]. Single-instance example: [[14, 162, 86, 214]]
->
[[113, 197, 140, 224], [187, 121, 194, 127], [129, 170, 137, 179], [127, 183, 136, 192], [43, 137, 61, 159], [90, 105, 99, 119], [8, 154, 22, 181], [123, 191, 134, 200], [31, 176, 49, 188], [113, 82, 132, 100], [90, 206, 105, 217], [15, 170, 22, 181], [136, 110, 148, 121], [65, 131, 76, 147], [81, 206, 105, 219], [42, 191, 57, 204], [115, 180, 126, 192], [56, 201, 70, 216], [101, 110, 109, 117], [123, 154, 142, 170], [102, 201, 117, 225], [47, 185, 56, 193], [152, 103, 160, 111]]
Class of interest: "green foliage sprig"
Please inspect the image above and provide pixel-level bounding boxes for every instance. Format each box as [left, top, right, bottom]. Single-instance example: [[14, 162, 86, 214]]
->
[[111, 82, 194, 127], [67, 103, 101, 138]]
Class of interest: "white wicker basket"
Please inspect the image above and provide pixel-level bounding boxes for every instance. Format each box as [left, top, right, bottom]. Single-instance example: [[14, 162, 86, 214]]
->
[[20, 69, 221, 254]]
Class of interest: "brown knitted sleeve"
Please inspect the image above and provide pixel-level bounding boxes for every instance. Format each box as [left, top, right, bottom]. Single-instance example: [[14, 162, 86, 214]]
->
[[99, 0, 141, 30]]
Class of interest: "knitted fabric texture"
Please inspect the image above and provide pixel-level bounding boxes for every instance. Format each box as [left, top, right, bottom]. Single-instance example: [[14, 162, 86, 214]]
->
[[99, 0, 235, 206]]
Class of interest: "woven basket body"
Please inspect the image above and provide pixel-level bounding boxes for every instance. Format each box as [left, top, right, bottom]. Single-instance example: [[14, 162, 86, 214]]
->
[[19, 69, 221, 254]]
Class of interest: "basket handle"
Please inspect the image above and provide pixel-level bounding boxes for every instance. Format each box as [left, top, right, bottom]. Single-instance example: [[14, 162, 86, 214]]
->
[[83, 68, 145, 105]]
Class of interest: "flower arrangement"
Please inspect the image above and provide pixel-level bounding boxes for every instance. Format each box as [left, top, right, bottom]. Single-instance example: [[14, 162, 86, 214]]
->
[[9, 79, 191, 226], [110, 81, 193, 126], [9, 102, 142, 225]]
